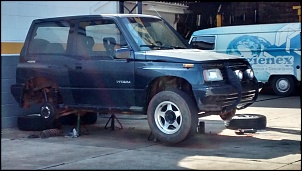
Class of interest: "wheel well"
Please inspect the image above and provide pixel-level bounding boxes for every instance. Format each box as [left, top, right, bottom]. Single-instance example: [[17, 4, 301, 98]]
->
[[268, 75, 297, 84], [145, 76, 195, 112], [22, 76, 62, 108]]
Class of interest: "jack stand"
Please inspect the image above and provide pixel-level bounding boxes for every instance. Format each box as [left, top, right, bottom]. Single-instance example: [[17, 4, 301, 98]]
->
[[105, 114, 123, 131], [148, 131, 159, 142], [76, 113, 80, 137], [197, 121, 205, 134], [73, 113, 89, 137]]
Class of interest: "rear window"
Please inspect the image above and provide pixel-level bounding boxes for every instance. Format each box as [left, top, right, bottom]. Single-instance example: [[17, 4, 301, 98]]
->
[[28, 21, 71, 54]]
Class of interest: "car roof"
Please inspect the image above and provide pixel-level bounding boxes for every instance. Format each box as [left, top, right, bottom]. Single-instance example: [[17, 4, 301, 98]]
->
[[33, 14, 161, 22]]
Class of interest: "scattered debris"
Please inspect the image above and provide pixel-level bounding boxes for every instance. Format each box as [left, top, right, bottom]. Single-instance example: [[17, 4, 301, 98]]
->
[[40, 128, 62, 138], [235, 129, 257, 135]]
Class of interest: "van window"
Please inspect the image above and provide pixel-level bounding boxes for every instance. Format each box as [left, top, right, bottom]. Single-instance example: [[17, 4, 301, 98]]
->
[[191, 36, 215, 50]]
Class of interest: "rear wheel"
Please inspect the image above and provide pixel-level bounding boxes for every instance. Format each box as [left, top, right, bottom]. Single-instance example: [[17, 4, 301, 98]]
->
[[147, 89, 198, 144], [18, 114, 60, 131]]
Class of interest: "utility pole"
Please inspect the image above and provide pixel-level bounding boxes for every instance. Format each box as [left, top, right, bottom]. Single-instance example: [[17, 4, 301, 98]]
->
[[293, 5, 301, 22], [216, 4, 222, 27]]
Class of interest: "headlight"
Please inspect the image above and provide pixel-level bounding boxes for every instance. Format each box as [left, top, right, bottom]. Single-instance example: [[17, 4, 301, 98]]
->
[[246, 69, 254, 80], [234, 70, 243, 80], [203, 69, 223, 81]]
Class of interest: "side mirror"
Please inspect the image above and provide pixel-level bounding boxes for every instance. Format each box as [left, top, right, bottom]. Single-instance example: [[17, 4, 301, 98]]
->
[[115, 47, 131, 59]]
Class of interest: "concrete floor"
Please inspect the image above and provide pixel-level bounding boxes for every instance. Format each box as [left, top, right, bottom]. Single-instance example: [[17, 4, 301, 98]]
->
[[1, 92, 301, 170]]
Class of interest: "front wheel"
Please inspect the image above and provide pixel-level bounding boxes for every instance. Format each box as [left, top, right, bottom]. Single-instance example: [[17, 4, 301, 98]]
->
[[147, 89, 198, 144]]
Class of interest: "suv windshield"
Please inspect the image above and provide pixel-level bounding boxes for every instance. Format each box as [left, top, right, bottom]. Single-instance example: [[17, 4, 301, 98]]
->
[[122, 17, 188, 51]]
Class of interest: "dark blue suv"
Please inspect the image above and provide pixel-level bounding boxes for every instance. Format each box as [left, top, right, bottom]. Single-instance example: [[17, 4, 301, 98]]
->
[[11, 14, 259, 144]]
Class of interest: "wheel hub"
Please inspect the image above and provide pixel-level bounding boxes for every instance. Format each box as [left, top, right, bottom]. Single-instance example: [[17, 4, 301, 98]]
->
[[278, 79, 289, 91], [41, 106, 51, 119], [165, 110, 176, 124], [154, 101, 182, 134]]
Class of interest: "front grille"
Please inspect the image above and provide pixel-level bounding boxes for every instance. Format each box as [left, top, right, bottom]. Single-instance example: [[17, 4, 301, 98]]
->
[[210, 89, 257, 109], [216, 93, 239, 108]]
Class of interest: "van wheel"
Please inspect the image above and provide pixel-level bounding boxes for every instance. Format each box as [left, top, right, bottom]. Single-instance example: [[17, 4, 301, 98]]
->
[[18, 114, 60, 131], [147, 89, 198, 144], [271, 76, 295, 96], [224, 114, 266, 130]]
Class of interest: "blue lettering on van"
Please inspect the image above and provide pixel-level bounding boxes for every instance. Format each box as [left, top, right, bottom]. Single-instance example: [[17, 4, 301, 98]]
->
[[246, 56, 293, 65]]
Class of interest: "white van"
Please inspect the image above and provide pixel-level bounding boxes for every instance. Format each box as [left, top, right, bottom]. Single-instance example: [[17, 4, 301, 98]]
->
[[189, 22, 301, 96]]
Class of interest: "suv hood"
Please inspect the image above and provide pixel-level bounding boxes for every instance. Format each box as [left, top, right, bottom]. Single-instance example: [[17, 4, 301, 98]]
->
[[144, 49, 241, 63]]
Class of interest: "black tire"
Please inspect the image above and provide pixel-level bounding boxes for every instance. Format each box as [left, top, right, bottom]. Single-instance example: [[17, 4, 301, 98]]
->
[[81, 112, 98, 124], [147, 89, 198, 144], [18, 114, 59, 131], [271, 76, 295, 96], [224, 114, 267, 130], [60, 114, 77, 125], [60, 112, 97, 125]]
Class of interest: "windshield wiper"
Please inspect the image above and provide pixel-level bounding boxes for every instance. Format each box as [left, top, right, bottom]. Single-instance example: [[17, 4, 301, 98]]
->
[[162, 45, 186, 49], [140, 44, 161, 49], [140, 44, 186, 50]]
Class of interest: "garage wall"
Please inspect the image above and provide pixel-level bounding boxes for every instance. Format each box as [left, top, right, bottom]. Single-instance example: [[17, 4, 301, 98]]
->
[[1, 1, 106, 129], [1, 55, 38, 128]]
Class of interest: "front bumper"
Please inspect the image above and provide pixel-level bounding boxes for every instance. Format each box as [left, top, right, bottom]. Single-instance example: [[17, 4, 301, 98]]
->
[[194, 83, 259, 113], [193, 67, 259, 114]]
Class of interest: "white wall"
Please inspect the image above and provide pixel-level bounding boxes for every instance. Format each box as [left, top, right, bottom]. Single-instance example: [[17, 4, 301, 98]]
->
[[89, 1, 119, 14], [1, 1, 187, 43], [123, 1, 188, 30], [1, 1, 101, 43], [143, 11, 177, 28]]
